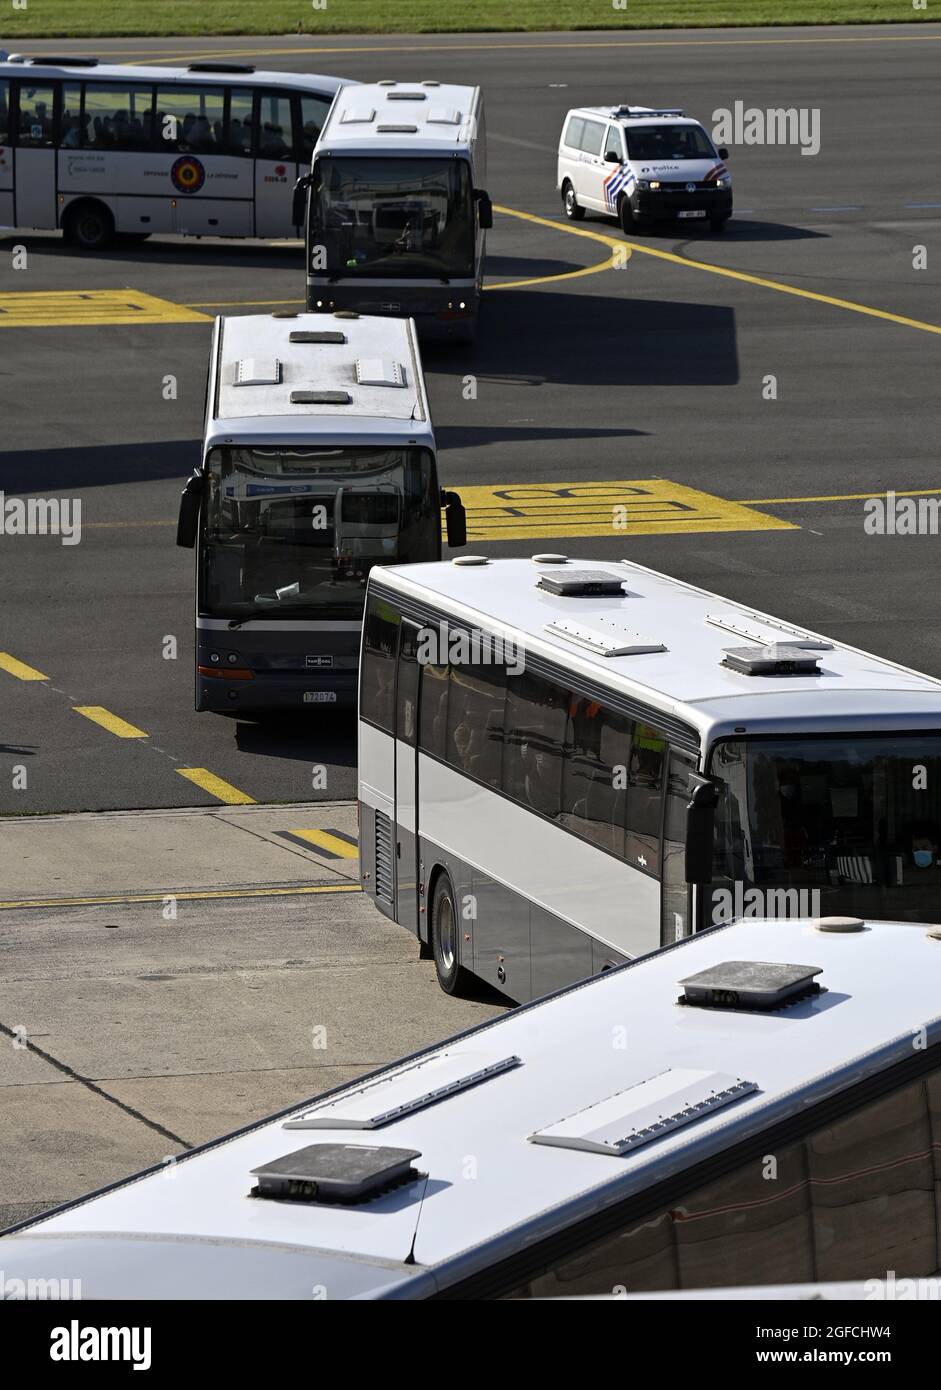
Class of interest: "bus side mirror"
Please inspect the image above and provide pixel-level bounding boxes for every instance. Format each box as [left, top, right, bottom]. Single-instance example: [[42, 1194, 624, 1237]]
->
[[441, 490, 467, 548], [475, 190, 493, 230], [176, 474, 205, 549], [718, 146, 729, 160], [292, 173, 313, 228], [685, 780, 718, 884]]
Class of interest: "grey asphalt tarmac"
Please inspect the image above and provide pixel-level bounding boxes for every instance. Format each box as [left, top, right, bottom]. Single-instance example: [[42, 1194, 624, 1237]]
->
[[2, 23, 941, 814]]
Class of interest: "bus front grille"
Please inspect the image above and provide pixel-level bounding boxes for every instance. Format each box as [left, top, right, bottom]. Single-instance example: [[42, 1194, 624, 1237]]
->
[[374, 812, 395, 905]]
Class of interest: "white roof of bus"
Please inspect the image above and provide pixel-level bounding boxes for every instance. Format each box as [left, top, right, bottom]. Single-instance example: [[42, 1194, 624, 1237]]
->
[[372, 556, 941, 744], [0, 59, 351, 94], [3, 916, 940, 1298], [316, 80, 479, 155], [206, 312, 433, 450]]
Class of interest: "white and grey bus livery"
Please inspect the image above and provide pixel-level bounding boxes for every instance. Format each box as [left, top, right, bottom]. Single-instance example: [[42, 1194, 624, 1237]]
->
[[2, 913, 940, 1299], [176, 311, 466, 715], [0, 56, 351, 248], [294, 81, 491, 341], [358, 555, 941, 1000]]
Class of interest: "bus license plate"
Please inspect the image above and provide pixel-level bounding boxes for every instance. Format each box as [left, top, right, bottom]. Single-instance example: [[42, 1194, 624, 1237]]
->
[[304, 692, 337, 703], [678, 209, 707, 218]]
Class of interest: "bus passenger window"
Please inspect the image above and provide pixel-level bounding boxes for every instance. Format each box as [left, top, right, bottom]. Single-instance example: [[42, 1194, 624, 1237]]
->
[[0, 80, 9, 144], [298, 94, 331, 161], [446, 660, 506, 788], [625, 723, 666, 873], [155, 86, 224, 154], [502, 671, 568, 821], [360, 597, 399, 733], [561, 699, 630, 857], [418, 660, 449, 761], [225, 88, 255, 156], [82, 84, 154, 152], [16, 84, 56, 147], [258, 92, 291, 159], [60, 84, 81, 148]]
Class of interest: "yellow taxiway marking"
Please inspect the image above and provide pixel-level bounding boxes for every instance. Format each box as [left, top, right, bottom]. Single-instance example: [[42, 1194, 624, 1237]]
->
[[73, 706, 148, 738], [285, 828, 359, 859], [176, 768, 257, 805], [456, 479, 794, 542], [0, 289, 211, 328], [0, 652, 48, 681], [740, 487, 941, 505], [0, 883, 362, 911]]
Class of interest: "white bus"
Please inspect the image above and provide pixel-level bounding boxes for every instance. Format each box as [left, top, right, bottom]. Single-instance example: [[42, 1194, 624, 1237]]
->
[[293, 81, 491, 342], [2, 913, 940, 1299], [175, 310, 466, 715], [0, 56, 352, 248], [358, 555, 941, 1000]]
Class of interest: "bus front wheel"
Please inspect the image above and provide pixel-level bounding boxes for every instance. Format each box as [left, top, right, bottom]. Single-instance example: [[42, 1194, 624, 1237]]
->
[[431, 873, 472, 996], [63, 200, 115, 251]]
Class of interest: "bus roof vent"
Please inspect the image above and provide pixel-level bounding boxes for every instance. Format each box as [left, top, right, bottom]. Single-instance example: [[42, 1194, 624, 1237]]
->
[[722, 644, 824, 677], [283, 1052, 522, 1131], [250, 1143, 422, 1205], [288, 330, 347, 344], [530, 1068, 756, 1157], [678, 960, 824, 1012], [376, 123, 419, 134], [290, 389, 352, 405], [234, 357, 280, 387], [355, 357, 405, 387], [386, 90, 427, 101], [546, 618, 665, 659], [427, 107, 462, 125], [706, 612, 832, 651], [537, 570, 625, 598], [340, 106, 376, 124], [532, 554, 568, 564], [30, 54, 99, 66], [187, 61, 255, 73]]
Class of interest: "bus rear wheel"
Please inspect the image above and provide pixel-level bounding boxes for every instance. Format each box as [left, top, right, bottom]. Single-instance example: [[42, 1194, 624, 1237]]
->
[[431, 872, 472, 996], [63, 200, 115, 251]]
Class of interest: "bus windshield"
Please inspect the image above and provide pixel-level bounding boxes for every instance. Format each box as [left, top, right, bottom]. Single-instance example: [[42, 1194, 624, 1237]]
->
[[200, 446, 438, 620], [312, 156, 475, 279], [710, 734, 941, 922]]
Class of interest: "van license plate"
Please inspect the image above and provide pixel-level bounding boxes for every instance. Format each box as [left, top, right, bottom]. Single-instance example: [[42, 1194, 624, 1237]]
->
[[304, 692, 337, 703], [678, 209, 707, 218]]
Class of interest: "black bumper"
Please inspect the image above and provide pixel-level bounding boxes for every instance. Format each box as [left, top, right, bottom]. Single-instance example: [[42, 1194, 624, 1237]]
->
[[197, 670, 357, 715], [631, 189, 733, 222]]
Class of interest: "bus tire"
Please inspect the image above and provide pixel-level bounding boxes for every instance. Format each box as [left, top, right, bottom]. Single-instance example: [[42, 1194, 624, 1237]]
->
[[561, 181, 584, 221], [63, 200, 115, 251], [431, 872, 472, 996]]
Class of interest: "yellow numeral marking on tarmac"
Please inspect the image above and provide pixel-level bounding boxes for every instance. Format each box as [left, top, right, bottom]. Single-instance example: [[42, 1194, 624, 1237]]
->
[[285, 828, 359, 859], [176, 768, 256, 805], [0, 290, 211, 327], [454, 479, 795, 542], [73, 705, 148, 738], [0, 652, 48, 681]]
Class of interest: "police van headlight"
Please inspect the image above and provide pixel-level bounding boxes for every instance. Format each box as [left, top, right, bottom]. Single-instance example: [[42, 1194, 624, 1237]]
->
[[637, 179, 660, 191], [716, 174, 732, 189]]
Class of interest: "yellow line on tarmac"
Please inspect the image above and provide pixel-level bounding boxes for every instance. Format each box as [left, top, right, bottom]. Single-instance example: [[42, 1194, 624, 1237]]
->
[[739, 488, 941, 505], [287, 828, 359, 859], [0, 883, 362, 910], [497, 206, 941, 336], [0, 652, 48, 681], [74, 706, 148, 738], [176, 768, 257, 805]]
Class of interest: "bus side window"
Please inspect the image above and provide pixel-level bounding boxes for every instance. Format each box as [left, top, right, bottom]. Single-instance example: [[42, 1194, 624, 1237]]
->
[[225, 87, 255, 157], [445, 656, 506, 788], [155, 85, 224, 154], [562, 700, 630, 858], [418, 658, 448, 761], [297, 94, 332, 163], [16, 82, 57, 147], [502, 671, 568, 822], [360, 596, 399, 733], [82, 84, 154, 152], [257, 91, 291, 160], [625, 723, 666, 874], [0, 79, 12, 144], [396, 623, 420, 747]]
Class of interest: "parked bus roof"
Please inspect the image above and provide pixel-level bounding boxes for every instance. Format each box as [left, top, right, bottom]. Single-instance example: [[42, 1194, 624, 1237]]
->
[[370, 556, 941, 745], [2, 916, 940, 1299], [316, 80, 481, 157], [0, 59, 351, 93], [205, 312, 433, 451]]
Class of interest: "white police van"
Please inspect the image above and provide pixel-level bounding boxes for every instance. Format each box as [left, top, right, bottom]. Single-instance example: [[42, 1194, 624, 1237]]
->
[[557, 105, 732, 234]]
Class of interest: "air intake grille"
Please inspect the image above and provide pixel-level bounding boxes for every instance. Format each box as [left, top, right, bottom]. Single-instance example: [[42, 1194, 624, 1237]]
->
[[374, 811, 394, 904]]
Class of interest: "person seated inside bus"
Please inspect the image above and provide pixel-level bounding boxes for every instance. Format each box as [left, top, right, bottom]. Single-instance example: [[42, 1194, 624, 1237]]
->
[[892, 821, 941, 884], [259, 120, 290, 158]]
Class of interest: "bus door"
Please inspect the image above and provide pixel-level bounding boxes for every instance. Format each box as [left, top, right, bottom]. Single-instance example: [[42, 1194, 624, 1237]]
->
[[254, 90, 298, 237], [13, 81, 57, 227], [661, 751, 696, 946], [393, 620, 422, 937]]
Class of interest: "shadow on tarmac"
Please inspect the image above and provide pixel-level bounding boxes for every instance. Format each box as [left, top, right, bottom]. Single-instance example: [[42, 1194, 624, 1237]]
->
[[233, 711, 356, 768]]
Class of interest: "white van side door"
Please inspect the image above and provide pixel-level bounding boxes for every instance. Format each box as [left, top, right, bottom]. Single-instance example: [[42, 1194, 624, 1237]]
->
[[574, 116, 608, 211]]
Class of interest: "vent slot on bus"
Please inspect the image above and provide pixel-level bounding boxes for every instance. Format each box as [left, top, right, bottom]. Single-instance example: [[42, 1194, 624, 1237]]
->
[[386, 90, 427, 101], [706, 612, 832, 651], [427, 107, 462, 125], [545, 618, 665, 659], [30, 54, 99, 66], [374, 812, 394, 904], [288, 330, 347, 344], [250, 1143, 422, 1205], [284, 1051, 522, 1131], [355, 357, 405, 388], [340, 106, 377, 124], [530, 1068, 757, 1157], [376, 123, 419, 134], [234, 357, 280, 387], [537, 570, 625, 598], [678, 960, 824, 1012], [290, 389, 351, 405], [722, 644, 823, 677]]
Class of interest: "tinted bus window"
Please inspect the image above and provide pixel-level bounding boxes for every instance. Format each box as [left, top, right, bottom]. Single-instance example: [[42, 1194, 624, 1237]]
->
[[16, 82, 56, 147], [446, 661, 506, 787], [503, 671, 569, 821], [299, 93, 332, 161], [0, 80, 8, 143], [419, 659, 449, 760], [60, 83, 81, 147], [258, 91, 292, 159], [562, 699, 631, 858], [225, 87, 255, 156], [626, 722, 665, 872], [155, 85, 225, 153], [396, 623, 419, 747], [360, 596, 399, 732], [83, 84, 154, 151]]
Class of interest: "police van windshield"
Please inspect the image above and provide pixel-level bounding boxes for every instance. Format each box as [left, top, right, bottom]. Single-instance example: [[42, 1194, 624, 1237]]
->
[[709, 734, 941, 923], [200, 446, 438, 619], [312, 156, 475, 279], [626, 124, 716, 161]]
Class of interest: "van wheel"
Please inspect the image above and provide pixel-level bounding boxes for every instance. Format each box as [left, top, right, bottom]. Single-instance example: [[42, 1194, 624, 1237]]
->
[[618, 196, 639, 234], [431, 873, 472, 996], [63, 200, 115, 251], [561, 181, 584, 221]]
